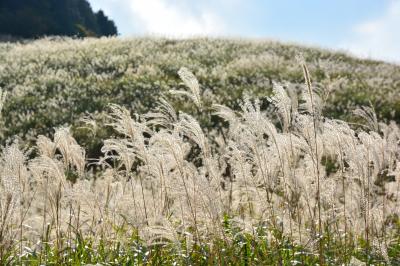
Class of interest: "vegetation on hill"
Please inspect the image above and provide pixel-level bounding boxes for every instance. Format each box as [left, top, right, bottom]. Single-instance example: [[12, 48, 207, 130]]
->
[[0, 0, 117, 38], [0, 38, 399, 157], [0, 38, 399, 264]]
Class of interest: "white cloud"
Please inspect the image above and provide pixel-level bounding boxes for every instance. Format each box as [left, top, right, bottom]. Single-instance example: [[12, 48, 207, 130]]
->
[[342, 0, 400, 63], [90, 0, 225, 37], [130, 0, 225, 37]]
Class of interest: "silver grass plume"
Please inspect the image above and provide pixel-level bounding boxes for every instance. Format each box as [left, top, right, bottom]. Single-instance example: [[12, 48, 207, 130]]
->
[[178, 112, 210, 157], [79, 114, 99, 136], [212, 104, 238, 125], [54, 127, 85, 176], [0, 142, 25, 216], [170, 67, 202, 108], [102, 139, 136, 172], [144, 97, 177, 128], [36, 135, 56, 158], [241, 96, 278, 138], [268, 83, 292, 132], [212, 104, 241, 136], [105, 104, 151, 166], [300, 87, 323, 118], [29, 155, 66, 184], [354, 105, 379, 132], [107, 104, 144, 139]]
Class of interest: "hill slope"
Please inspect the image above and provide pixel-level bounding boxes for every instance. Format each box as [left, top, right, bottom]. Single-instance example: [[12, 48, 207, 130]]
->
[[0, 37, 400, 265], [0, 37, 399, 153]]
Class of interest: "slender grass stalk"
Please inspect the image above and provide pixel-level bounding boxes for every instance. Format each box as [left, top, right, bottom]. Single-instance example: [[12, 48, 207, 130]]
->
[[301, 63, 324, 265]]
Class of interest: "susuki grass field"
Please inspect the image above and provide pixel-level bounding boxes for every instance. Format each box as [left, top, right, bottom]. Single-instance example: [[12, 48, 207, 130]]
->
[[0, 37, 400, 265]]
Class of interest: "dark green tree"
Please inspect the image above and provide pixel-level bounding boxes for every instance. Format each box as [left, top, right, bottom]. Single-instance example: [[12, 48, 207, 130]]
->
[[0, 0, 118, 38], [96, 10, 118, 36]]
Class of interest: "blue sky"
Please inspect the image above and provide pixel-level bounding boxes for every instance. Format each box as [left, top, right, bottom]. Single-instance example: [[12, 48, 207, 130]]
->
[[89, 0, 400, 63]]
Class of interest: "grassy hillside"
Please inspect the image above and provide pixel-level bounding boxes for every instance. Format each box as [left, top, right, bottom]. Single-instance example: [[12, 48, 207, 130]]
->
[[0, 37, 399, 155], [0, 37, 400, 265]]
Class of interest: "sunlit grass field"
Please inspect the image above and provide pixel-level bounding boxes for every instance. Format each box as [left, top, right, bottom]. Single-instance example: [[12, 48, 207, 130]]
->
[[0, 37, 399, 265]]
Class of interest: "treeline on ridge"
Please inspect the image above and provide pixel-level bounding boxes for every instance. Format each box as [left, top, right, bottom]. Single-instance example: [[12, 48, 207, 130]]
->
[[0, 0, 117, 38]]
